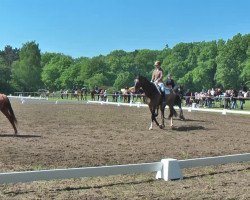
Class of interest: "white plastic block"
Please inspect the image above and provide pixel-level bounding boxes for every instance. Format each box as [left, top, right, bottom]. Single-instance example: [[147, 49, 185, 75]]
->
[[156, 159, 183, 181]]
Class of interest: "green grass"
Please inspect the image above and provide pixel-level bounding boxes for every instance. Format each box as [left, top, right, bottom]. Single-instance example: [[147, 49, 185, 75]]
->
[[244, 100, 250, 110]]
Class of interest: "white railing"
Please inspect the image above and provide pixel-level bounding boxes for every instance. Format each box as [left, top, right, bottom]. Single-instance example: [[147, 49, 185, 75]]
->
[[0, 153, 249, 184], [87, 100, 250, 115]]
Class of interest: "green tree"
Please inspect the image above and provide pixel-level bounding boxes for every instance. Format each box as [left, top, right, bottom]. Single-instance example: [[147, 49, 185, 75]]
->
[[11, 41, 42, 92], [41, 54, 74, 91], [113, 71, 134, 89], [134, 49, 158, 79], [215, 34, 248, 89], [0, 45, 19, 93], [0, 57, 10, 93], [240, 46, 250, 89]]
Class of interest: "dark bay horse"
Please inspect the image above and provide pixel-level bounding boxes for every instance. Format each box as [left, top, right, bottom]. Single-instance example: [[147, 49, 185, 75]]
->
[[0, 94, 18, 135], [134, 76, 176, 130]]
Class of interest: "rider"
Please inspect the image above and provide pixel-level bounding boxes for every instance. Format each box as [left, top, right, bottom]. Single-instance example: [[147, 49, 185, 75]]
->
[[166, 73, 175, 89], [151, 60, 166, 102], [95, 85, 99, 93]]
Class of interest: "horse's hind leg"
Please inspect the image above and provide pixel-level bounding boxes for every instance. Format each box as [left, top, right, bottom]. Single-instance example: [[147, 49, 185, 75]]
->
[[168, 106, 175, 128], [160, 108, 165, 129], [1, 109, 18, 135], [149, 112, 154, 130], [149, 120, 153, 130], [170, 117, 173, 128]]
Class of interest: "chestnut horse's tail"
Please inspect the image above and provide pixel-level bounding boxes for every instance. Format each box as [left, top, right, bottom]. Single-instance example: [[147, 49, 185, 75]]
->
[[6, 97, 17, 125]]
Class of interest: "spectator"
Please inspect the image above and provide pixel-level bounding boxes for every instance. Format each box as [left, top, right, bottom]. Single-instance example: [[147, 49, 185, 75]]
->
[[238, 90, 245, 110], [185, 89, 192, 106], [206, 89, 213, 108], [230, 90, 238, 109]]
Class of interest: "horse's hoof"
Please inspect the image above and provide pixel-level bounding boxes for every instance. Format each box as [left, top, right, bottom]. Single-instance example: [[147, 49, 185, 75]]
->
[[180, 116, 185, 121], [149, 127, 153, 130], [159, 125, 163, 129]]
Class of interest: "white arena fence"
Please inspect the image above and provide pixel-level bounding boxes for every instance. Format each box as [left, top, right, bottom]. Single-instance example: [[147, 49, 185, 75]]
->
[[0, 153, 249, 184], [87, 100, 250, 115], [7, 95, 250, 115]]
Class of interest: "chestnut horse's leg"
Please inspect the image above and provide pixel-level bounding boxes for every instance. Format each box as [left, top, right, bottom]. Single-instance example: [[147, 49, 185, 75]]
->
[[169, 105, 178, 128], [1, 108, 18, 135], [176, 94, 185, 120], [179, 108, 185, 120], [168, 102, 175, 128]]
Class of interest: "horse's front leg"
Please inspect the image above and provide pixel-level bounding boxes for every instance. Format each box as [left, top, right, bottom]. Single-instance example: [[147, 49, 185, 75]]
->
[[149, 109, 160, 130]]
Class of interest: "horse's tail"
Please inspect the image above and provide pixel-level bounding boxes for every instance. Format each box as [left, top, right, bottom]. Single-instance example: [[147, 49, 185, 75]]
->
[[6, 97, 17, 124]]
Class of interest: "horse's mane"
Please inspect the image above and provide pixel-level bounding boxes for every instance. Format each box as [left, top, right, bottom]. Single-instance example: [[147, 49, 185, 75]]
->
[[138, 76, 160, 98]]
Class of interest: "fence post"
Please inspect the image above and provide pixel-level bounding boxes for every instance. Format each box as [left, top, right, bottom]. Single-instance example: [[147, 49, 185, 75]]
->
[[155, 159, 183, 181]]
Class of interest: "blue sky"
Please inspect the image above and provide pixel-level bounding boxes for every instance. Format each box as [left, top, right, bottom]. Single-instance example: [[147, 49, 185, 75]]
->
[[1, 0, 250, 58]]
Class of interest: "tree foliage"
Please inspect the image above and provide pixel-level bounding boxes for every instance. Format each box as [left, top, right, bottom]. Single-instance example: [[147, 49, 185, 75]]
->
[[10, 41, 42, 92], [1, 33, 250, 94]]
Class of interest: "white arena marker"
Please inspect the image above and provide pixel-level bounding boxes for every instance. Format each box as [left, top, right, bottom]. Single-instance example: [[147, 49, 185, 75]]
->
[[156, 159, 183, 181], [222, 109, 227, 115]]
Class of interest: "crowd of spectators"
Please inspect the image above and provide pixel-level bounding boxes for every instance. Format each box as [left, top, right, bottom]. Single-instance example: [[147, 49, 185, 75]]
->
[[55, 85, 249, 110], [185, 88, 250, 110]]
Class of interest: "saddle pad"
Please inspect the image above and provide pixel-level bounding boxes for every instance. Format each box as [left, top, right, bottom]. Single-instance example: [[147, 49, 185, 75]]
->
[[165, 88, 170, 95]]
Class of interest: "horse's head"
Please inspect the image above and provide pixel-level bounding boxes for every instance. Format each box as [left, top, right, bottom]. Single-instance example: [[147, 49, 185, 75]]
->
[[134, 76, 142, 93], [134, 75, 155, 94]]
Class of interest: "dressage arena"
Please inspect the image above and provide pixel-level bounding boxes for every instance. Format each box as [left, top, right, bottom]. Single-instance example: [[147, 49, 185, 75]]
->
[[0, 99, 249, 199]]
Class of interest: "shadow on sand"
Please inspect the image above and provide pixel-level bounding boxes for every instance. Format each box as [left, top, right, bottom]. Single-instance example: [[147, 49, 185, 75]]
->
[[0, 134, 41, 138], [175, 118, 207, 123], [172, 125, 205, 131]]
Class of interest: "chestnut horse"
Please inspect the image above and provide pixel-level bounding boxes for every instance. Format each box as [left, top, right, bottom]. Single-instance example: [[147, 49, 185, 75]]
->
[[0, 94, 18, 135], [134, 76, 177, 130]]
